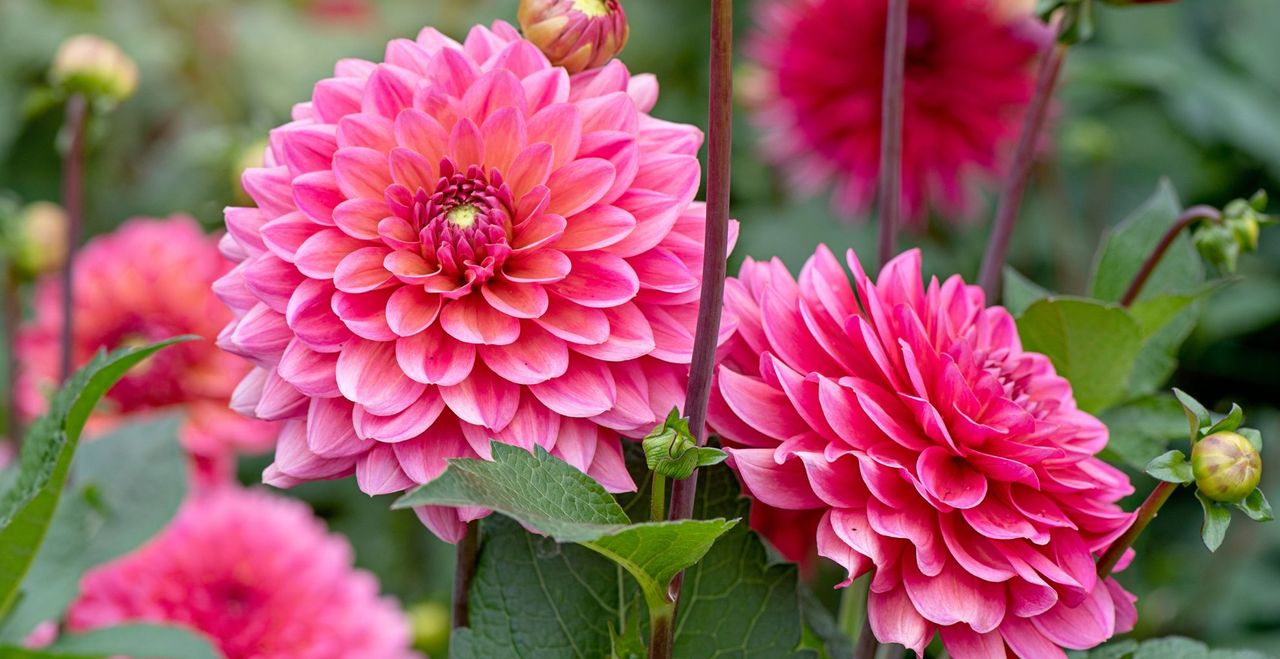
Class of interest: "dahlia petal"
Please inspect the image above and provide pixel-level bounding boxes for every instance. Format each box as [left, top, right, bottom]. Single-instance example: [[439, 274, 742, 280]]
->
[[440, 295, 521, 345], [333, 147, 392, 201], [795, 452, 867, 509], [557, 205, 636, 251], [242, 255, 306, 314], [481, 107, 528, 174], [306, 397, 366, 458], [938, 626, 1006, 659], [1107, 578, 1137, 635], [962, 496, 1039, 541], [917, 446, 989, 510], [629, 247, 697, 294], [529, 354, 616, 418], [816, 510, 873, 583], [522, 66, 570, 112], [334, 246, 394, 293], [394, 109, 449, 164], [332, 289, 397, 342], [1031, 579, 1116, 651], [938, 513, 1016, 583], [551, 417, 600, 473], [388, 147, 437, 191], [903, 559, 1006, 633], [605, 189, 683, 258], [572, 302, 654, 363], [414, 505, 470, 543], [278, 338, 341, 397], [286, 279, 354, 352], [491, 396, 561, 452], [356, 444, 415, 495], [395, 422, 472, 484], [335, 339, 427, 415], [527, 103, 582, 170], [868, 586, 933, 657], [271, 420, 356, 482], [463, 70, 527, 126], [396, 324, 476, 386], [336, 108, 396, 152], [260, 212, 324, 263], [504, 248, 571, 284], [546, 158, 616, 217], [230, 368, 267, 417], [590, 360, 657, 431], [505, 144, 554, 200], [479, 324, 568, 385], [312, 77, 363, 124], [551, 252, 639, 308], [481, 279, 549, 319], [449, 117, 486, 170], [633, 154, 700, 205], [362, 65, 415, 119], [726, 448, 823, 510], [1010, 577, 1059, 618], [241, 166, 294, 216], [278, 124, 338, 175], [586, 436, 634, 493], [717, 369, 809, 441], [440, 363, 520, 430], [627, 73, 659, 113], [224, 207, 269, 253], [292, 170, 344, 225], [354, 390, 446, 443], [295, 229, 366, 280], [255, 369, 308, 420], [227, 304, 292, 360], [386, 286, 443, 337]]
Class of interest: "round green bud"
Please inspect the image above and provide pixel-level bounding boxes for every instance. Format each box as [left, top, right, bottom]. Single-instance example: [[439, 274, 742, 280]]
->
[[50, 34, 138, 104], [1192, 431, 1262, 503]]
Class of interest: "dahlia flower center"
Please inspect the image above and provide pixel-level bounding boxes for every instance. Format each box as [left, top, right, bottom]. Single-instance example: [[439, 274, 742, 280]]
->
[[572, 0, 611, 17], [445, 204, 481, 229]]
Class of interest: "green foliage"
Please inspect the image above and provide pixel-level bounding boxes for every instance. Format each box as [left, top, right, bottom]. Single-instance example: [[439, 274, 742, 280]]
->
[[1099, 394, 1188, 470], [1146, 450, 1195, 485], [1016, 297, 1143, 413], [0, 623, 220, 659], [1073, 635, 1272, 658], [1197, 490, 1233, 552], [1002, 266, 1052, 316], [0, 338, 193, 619]]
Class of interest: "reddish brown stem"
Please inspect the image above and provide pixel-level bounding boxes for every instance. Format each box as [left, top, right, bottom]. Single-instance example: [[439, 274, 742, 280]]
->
[[875, 0, 909, 269], [977, 17, 1066, 300], [1097, 481, 1177, 578], [59, 93, 87, 382], [1118, 205, 1220, 307], [452, 521, 478, 629]]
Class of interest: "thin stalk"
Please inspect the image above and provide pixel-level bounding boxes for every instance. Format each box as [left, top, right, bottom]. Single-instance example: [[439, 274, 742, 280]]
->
[[452, 521, 478, 629], [648, 605, 674, 659], [839, 575, 880, 659], [3, 270, 20, 445], [1119, 205, 1220, 307], [59, 93, 87, 382], [876, 0, 909, 269], [1096, 481, 1177, 578], [977, 16, 1066, 300], [650, 472, 667, 522], [667, 0, 734, 524]]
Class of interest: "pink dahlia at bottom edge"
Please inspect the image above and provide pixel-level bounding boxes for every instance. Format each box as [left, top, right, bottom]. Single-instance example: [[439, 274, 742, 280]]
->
[[67, 487, 415, 659], [215, 21, 733, 541], [747, 0, 1047, 223], [15, 216, 277, 477], [708, 248, 1137, 658]]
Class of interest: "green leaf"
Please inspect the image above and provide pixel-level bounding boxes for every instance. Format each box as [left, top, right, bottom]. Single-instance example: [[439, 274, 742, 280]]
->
[[1173, 388, 1211, 439], [0, 337, 194, 619], [1204, 403, 1245, 436], [1145, 450, 1194, 484], [1099, 394, 1189, 470], [0, 623, 220, 659], [0, 416, 188, 642], [694, 447, 727, 468], [1090, 180, 1199, 302], [1002, 267, 1051, 317], [1074, 634, 1272, 658], [1197, 490, 1232, 552], [1235, 489, 1274, 522], [1237, 427, 1263, 451], [1015, 298, 1143, 413]]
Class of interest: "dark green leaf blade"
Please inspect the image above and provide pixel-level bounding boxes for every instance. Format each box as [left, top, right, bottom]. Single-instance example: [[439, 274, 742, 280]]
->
[[1015, 298, 1143, 413], [1196, 490, 1233, 552], [1145, 450, 1194, 484], [1235, 489, 1274, 522]]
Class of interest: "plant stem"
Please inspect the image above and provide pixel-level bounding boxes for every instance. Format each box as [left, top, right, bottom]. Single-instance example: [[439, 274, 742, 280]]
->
[[452, 521, 478, 629], [1096, 480, 1177, 578], [977, 16, 1066, 300], [59, 93, 87, 382], [838, 575, 879, 659], [648, 605, 674, 659], [853, 613, 879, 659], [667, 0, 734, 525], [651, 472, 667, 522], [876, 0, 909, 269], [1118, 205, 1220, 307]]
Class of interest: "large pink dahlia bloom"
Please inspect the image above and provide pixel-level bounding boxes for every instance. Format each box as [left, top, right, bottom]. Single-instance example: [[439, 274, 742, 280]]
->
[[216, 21, 731, 541], [748, 0, 1048, 223], [67, 487, 414, 659], [16, 216, 277, 472], [708, 248, 1137, 658]]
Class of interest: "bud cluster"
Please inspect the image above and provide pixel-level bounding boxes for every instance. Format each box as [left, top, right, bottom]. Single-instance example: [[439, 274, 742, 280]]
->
[[1194, 190, 1272, 273]]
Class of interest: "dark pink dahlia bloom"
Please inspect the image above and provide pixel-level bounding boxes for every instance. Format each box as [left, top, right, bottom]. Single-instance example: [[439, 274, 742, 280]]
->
[[215, 22, 732, 541], [748, 0, 1048, 223], [68, 487, 415, 659], [708, 248, 1137, 658]]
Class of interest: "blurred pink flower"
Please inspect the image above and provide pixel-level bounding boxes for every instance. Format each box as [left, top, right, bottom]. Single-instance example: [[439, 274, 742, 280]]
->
[[16, 216, 277, 481], [68, 487, 414, 659], [708, 248, 1137, 658], [216, 21, 733, 541], [747, 0, 1048, 224]]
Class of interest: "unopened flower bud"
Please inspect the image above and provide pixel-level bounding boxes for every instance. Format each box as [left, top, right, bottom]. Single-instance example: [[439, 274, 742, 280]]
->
[[12, 201, 69, 279], [1194, 223, 1240, 273], [643, 408, 725, 480], [518, 0, 630, 74], [1192, 431, 1262, 504], [50, 34, 138, 104]]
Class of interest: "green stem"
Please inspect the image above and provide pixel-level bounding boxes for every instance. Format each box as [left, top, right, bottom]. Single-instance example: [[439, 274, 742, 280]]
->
[[651, 473, 667, 522], [1096, 480, 1177, 578]]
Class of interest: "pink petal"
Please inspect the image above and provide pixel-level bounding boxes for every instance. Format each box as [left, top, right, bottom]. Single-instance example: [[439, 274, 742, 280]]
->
[[396, 323, 476, 386], [332, 288, 397, 342], [449, 117, 486, 170], [527, 103, 582, 170], [557, 204, 636, 251], [902, 559, 1006, 633], [917, 446, 989, 510], [868, 586, 933, 657], [570, 301, 655, 362], [1031, 581, 1116, 651], [414, 505, 470, 543], [939, 626, 1006, 659], [294, 229, 365, 279], [550, 252, 639, 308], [333, 245, 394, 293], [440, 363, 520, 430], [504, 249, 571, 284], [355, 389, 446, 443], [717, 369, 808, 441], [395, 422, 472, 484], [336, 112, 395, 152], [479, 323, 569, 385], [386, 286, 442, 337], [388, 146, 437, 191], [528, 353, 616, 417], [292, 170, 344, 225], [356, 444, 415, 495], [490, 397, 561, 452], [278, 338, 340, 397], [725, 448, 823, 510], [286, 279, 354, 352], [481, 279, 549, 319], [534, 296, 609, 345], [546, 158, 616, 217], [333, 146, 391, 199], [439, 295, 521, 345], [394, 109, 449, 164], [269, 420, 355, 482], [336, 339, 427, 415], [260, 212, 324, 263], [306, 397, 366, 458], [505, 144, 554, 200]]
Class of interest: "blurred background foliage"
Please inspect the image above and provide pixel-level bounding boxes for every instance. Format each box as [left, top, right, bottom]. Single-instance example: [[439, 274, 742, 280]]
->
[[1, 0, 1278, 655]]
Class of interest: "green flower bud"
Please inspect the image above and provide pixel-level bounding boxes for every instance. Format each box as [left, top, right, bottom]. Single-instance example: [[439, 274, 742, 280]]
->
[[11, 201, 69, 280], [1192, 431, 1262, 504], [642, 408, 725, 480], [50, 34, 138, 104], [1194, 223, 1240, 273]]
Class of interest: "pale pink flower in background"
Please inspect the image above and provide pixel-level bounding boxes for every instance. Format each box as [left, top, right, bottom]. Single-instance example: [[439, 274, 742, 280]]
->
[[747, 0, 1047, 224], [68, 487, 415, 659], [216, 21, 734, 541], [708, 248, 1137, 658], [16, 216, 277, 482]]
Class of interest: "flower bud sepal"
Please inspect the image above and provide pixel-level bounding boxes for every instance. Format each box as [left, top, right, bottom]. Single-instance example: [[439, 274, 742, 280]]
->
[[642, 407, 727, 481]]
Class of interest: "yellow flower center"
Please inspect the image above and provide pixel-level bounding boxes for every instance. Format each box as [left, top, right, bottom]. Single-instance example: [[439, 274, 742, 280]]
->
[[572, 0, 610, 17], [446, 204, 480, 229]]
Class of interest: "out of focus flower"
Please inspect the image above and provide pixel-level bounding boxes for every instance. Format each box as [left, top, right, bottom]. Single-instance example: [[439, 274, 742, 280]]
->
[[50, 34, 138, 104], [68, 487, 415, 659], [518, 0, 630, 73], [747, 0, 1048, 224], [1192, 431, 1261, 504], [216, 22, 733, 541], [16, 216, 277, 480], [708, 248, 1136, 657], [8, 202, 68, 280]]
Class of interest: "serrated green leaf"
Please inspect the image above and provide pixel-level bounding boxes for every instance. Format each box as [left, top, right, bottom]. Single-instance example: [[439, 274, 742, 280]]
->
[[1173, 388, 1211, 439], [1002, 267, 1051, 317], [0, 623, 221, 659], [1146, 450, 1195, 484], [1016, 298, 1143, 413], [1235, 489, 1274, 522], [1204, 403, 1245, 436], [1099, 394, 1188, 470], [1237, 427, 1263, 451], [0, 337, 194, 619], [1197, 490, 1232, 552]]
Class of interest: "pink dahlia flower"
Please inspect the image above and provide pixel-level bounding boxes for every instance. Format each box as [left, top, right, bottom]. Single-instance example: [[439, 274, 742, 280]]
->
[[747, 0, 1048, 223], [215, 21, 733, 541], [16, 216, 277, 479], [68, 487, 414, 659], [708, 248, 1137, 658]]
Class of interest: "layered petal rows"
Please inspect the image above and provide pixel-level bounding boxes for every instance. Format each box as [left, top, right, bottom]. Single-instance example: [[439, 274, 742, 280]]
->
[[216, 21, 732, 541], [708, 248, 1137, 658]]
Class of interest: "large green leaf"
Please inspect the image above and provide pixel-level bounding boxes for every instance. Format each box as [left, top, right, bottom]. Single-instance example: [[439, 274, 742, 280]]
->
[[394, 442, 735, 622], [1071, 635, 1270, 658], [1098, 394, 1189, 470], [0, 416, 188, 642], [1002, 267, 1051, 317], [0, 623, 220, 659], [0, 338, 194, 619], [1016, 298, 1143, 414]]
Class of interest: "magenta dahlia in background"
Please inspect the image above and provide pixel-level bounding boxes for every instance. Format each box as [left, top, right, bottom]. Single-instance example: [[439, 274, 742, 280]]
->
[[747, 0, 1048, 223], [216, 21, 733, 541], [16, 216, 277, 480], [67, 487, 415, 659], [708, 248, 1137, 658]]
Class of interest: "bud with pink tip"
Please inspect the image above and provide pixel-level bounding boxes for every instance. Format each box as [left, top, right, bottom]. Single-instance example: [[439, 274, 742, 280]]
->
[[50, 34, 138, 104], [517, 0, 630, 73]]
